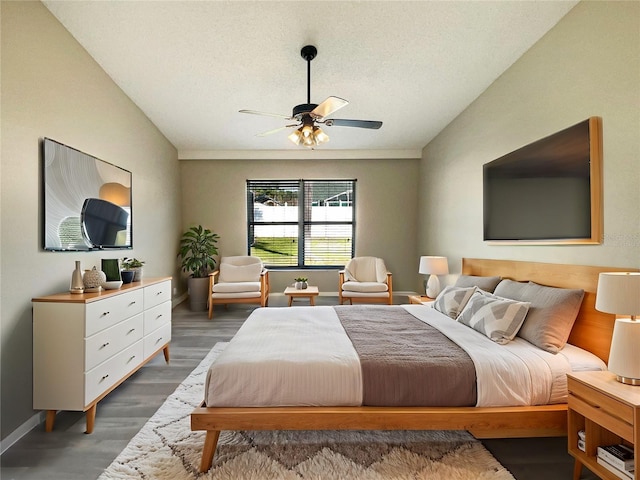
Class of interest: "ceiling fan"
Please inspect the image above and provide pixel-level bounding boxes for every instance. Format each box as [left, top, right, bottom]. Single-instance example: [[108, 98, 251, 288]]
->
[[239, 45, 383, 148]]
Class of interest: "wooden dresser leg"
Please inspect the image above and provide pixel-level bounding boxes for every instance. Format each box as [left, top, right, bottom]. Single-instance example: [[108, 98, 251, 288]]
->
[[163, 345, 170, 363], [199, 430, 221, 473], [572, 459, 582, 480], [45, 410, 56, 432], [85, 404, 97, 434]]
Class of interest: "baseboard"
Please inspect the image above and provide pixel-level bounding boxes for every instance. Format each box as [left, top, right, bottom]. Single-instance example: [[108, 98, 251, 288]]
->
[[172, 292, 189, 308], [1, 411, 45, 455]]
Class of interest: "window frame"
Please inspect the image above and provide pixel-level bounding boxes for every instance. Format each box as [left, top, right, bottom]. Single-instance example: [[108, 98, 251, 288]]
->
[[246, 179, 356, 269]]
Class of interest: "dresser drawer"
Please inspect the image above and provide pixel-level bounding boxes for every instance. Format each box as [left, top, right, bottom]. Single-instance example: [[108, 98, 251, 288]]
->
[[85, 290, 144, 337], [85, 314, 144, 371], [84, 340, 143, 405], [144, 280, 171, 309], [144, 301, 171, 334], [144, 322, 171, 358]]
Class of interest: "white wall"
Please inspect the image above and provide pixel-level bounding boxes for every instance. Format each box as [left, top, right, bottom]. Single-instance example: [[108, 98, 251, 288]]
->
[[0, 1, 182, 442], [419, 0, 640, 285], [179, 158, 420, 294]]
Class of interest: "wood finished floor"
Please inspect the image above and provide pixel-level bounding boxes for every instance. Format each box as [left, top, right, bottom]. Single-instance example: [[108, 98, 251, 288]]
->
[[1, 295, 598, 480]]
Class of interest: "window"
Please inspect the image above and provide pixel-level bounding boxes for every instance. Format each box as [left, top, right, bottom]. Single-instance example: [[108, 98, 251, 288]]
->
[[247, 179, 356, 268]]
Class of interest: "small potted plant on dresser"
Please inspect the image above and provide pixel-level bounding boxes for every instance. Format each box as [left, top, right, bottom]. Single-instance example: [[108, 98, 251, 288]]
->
[[121, 257, 145, 283], [294, 277, 308, 289], [177, 225, 219, 311]]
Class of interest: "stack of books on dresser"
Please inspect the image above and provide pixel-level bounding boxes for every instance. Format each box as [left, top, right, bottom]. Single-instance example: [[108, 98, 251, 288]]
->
[[597, 444, 634, 479]]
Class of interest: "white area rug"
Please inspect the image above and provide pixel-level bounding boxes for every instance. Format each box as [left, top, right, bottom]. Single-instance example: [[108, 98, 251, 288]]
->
[[99, 342, 515, 479]]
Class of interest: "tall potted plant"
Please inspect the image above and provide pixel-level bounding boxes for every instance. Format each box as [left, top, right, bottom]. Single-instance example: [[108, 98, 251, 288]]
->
[[178, 225, 219, 311]]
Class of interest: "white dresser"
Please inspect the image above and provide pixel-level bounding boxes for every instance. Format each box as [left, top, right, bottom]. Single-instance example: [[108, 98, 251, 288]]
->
[[33, 277, 172, 433]]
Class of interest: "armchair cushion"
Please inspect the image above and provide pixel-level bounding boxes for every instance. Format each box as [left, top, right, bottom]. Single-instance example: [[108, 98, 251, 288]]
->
[[342, 281, 389, 293], [218, 262, 262, 283], [344, 257, 389, 283], [212, 281, 261, 294]]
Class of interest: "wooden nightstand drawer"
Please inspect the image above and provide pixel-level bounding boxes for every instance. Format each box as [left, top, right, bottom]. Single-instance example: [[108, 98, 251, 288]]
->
[[569, 377, 634, 425]]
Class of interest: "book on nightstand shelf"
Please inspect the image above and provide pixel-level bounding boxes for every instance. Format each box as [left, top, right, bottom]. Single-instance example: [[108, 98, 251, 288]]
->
[[597, 445, 634, 472], [597, 457, 634, 480]]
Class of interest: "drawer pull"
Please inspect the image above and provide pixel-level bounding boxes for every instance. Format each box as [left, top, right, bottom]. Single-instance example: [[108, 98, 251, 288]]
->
[[127, 328, 136, 334], [100, 342, 110, 349], [128, 355, 137, 363], [102, 311, 110, 317], [129, 301, 137, 306], [156, 314, 163, 319], [156, 336, 163, 344], [100, 374, 109, 382], [156, 291, 162, 296]]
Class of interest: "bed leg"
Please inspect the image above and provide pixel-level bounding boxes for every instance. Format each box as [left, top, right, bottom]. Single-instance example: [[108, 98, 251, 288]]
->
[[199, 430, 220, 473]]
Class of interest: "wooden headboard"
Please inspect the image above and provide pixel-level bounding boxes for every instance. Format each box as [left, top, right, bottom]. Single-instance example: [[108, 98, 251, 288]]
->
[[462, 258, 639, 363]]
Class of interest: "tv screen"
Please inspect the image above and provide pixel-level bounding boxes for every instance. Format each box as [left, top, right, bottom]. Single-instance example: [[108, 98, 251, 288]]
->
[[483, 117, 602, 243], [43, 138, 133, 251]]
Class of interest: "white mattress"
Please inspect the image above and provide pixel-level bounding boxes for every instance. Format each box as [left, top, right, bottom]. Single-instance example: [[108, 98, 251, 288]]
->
[[205, 304, 606, 407]]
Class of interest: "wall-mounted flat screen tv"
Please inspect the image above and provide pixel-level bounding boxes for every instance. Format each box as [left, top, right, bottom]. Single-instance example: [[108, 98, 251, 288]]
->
[[483, 117, 602, 244], [42, 138, 133, 251]]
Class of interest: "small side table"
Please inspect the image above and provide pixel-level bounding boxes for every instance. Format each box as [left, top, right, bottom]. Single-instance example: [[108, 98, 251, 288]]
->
[[567, 371, 640, 480], [284, 286, 319, 306], [408, 295, 435, 304]]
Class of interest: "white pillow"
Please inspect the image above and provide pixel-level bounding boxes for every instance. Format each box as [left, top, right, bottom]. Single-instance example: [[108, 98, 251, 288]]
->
[[432, 286, 477, 319], [457, 291, 531, 344], [219, 262, 262, 283]]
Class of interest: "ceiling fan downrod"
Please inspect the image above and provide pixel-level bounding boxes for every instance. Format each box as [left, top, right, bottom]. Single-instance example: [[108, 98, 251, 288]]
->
[[300, 45, 317, 105]]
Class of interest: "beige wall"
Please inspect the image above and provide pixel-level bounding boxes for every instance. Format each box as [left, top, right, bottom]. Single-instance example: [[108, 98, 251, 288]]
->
[[419, 0, 640, 285], [179, 158, 420, 294], [0, 1, 182, 442]]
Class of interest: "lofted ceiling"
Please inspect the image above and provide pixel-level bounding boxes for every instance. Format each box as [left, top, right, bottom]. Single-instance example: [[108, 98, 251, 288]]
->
[[43, 0, 578, 159]]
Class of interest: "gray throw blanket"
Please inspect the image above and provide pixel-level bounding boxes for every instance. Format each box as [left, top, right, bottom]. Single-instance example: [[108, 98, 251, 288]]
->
[[334, 305, 477, 407]]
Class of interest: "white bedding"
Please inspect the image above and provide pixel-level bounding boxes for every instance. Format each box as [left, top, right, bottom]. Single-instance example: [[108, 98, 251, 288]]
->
[[205, 304, 606, 408], [205, 306, 362, 406]]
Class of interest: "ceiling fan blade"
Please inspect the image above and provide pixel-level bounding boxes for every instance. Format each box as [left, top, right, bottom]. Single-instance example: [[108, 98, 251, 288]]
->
[[239, 109, 292, 120], [310, 96, 349, 119], [325, 119, 383, 129], [256, 125, 296, 137]]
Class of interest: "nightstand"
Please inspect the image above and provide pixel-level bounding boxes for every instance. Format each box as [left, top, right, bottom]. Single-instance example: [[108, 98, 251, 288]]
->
[[408, 295, 434, 304], [567, 371, 640, 480]]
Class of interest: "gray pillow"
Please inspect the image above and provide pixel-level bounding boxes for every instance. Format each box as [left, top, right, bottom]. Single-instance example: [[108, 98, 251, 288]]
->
[[454, 274, 502, 293], [494, 279, 585, 353], [432, 286, 477, 319], [457, 291, 530, 344]]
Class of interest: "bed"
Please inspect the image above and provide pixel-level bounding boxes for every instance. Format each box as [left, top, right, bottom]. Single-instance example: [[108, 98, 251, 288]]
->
[[191, 258, 635, 472]]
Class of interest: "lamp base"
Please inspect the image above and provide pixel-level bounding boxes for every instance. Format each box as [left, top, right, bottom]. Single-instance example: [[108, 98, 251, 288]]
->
[[426, 275, 441, 298], [615, 375, 640, 386]]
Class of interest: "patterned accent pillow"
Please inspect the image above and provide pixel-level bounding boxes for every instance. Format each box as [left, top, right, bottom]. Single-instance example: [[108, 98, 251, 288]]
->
[[433, 286, 477, 319], [457, 291, 531, 344]]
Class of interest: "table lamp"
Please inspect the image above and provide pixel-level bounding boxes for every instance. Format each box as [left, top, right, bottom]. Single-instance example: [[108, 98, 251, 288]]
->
[[418, 256, 449, 298], [595, 272, 640, 385]]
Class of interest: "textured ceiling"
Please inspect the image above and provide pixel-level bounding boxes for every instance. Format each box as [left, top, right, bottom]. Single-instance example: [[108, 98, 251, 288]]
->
[[43, 1, 578, 158]]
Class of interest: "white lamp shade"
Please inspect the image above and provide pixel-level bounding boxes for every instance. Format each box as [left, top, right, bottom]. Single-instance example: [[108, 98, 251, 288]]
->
[[595, 272, 640, 316], [418, 256, 449, 275], [419, 256, 448, 297], [608, 318, 640, 383]]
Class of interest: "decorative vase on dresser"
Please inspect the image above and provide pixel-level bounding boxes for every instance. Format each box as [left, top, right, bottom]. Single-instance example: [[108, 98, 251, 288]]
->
[[32, 277, 172, 433], [70, 261, 84, 294]]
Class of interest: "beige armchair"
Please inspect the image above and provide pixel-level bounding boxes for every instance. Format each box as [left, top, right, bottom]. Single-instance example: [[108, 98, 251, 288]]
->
[[338, 256, 393, 305], [208, 256, 269, 319]]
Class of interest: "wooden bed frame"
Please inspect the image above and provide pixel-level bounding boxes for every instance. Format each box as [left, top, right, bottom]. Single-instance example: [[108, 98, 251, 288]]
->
[[191, 258, 637, 472]]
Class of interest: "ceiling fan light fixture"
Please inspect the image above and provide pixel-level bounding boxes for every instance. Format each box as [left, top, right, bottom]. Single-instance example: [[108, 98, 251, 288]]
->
[[313, 127, 329, 144], [301, 124, 313, 138], [288, 129, 303, 145]]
